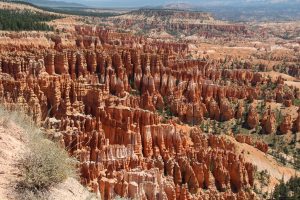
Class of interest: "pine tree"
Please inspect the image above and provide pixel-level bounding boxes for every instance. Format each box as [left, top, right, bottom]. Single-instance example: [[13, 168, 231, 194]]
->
[[0, 9, 59, 31], [272, 176, 300, 199]]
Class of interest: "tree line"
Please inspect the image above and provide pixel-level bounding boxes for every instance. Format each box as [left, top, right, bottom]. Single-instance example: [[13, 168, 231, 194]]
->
[[0, 9, 60, 31]]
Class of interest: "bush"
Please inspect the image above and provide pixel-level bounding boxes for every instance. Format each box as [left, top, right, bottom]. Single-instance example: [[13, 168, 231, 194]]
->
[[18, 135, 76, 191], [293, 99, 300, 106], [18, 190, 48, 200], [0, 106, 76, 198]]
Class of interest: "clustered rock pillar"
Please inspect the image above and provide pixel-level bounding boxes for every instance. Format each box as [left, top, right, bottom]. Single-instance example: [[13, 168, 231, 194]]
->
[[0, 24, 295, 200]]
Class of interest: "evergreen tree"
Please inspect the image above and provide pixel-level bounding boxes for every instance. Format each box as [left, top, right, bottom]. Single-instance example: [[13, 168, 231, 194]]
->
[[0, 9, 59, 31], [272, 176, 300, 200]]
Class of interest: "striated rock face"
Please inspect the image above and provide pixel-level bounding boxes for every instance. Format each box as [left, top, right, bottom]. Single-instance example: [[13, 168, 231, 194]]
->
[[220, 98, 234, 121], [279, 114, 292, 134], [261, 107, 277, 135], [247, 105, 259, 129]]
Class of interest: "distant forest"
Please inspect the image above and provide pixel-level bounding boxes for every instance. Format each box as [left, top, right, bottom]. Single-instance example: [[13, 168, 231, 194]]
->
[[41, 7, 119, 18], [0, 9, 60, 31], [9, 1, 120, 18]]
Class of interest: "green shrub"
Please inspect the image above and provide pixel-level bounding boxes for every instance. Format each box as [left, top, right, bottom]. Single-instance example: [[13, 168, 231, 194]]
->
[[293, 99, 300, 106], [0, 106, 76, 198], [18, 135, 76, 191]]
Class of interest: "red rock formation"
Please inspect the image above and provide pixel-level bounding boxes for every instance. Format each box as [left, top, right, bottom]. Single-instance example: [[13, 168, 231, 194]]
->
[[294, 107, 300, 132], [0, 25, 274, 200], [247, 105, 259, 129], [261, 107, 277, 135], [279, 114, 292, 134], [235, 134, 268, 153], [220, 98, 234, 121]]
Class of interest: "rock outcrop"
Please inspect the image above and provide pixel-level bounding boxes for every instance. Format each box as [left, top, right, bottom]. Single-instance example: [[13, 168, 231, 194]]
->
[[279, 114, 292, 134], [235, 134, 268, 153], [247, 105, 259, 129]]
